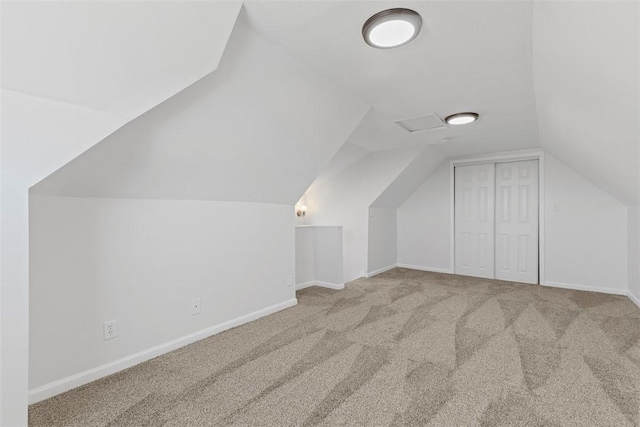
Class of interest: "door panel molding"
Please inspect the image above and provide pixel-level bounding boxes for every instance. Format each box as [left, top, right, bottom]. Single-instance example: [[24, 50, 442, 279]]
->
[[450, 150, 545, 284], [454, 163, 495, 279], [495, 160, 539, 283]]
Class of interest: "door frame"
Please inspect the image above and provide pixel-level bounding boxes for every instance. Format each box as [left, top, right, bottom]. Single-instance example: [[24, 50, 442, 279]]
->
[[449, 150, 545, 284]]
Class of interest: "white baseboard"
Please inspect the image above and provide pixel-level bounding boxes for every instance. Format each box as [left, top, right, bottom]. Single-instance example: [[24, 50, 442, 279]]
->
[[28, 298, 298, 405], [296, 281, 344, 290], [628, 290, 640, 309], [316, 281, 345, 290], [396, 263, 454, 274], [296, 281, 316, 290], [541, 280, 628, 296], [366, 264, 397, 278]]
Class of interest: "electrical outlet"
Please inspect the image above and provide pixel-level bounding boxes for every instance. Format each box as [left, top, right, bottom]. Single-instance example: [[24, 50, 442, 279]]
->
[[287, 275, 293, 288], [104, 320, 117, 340], [191, 298, 201, 315]]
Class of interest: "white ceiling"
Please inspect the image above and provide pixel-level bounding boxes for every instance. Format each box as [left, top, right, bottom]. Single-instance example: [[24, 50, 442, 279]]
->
[[244, 0, 639, 205], [2, 1, 241, 120], [308, 142, 373, 192], [17, 1, 639, 206], [31, 22, 369, 204], [371, 146, 445, 208], [243, 1, 540, 157], [533, 1, 640, 205]]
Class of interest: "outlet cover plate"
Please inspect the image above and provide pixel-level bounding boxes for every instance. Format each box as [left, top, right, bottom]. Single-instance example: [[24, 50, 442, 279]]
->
[[104, 320, 117, 340], [191, 298, 201, 315]]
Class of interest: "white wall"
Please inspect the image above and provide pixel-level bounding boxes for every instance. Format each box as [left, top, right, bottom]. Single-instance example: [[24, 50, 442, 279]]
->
[[367, 207, 398, 275], [305, 147, 422, 283], [16, 18, 369, 414], [626, 207, 640, 303], [295, 227, 315, 285], [398, 153, 629, 293], [312, 227, 344, 287], [29, 196, 295, 395], [398, 162, 452, 272], [295, 226, 343, 287], [1, 90, 129, 424], [544, 155, 628, 292]]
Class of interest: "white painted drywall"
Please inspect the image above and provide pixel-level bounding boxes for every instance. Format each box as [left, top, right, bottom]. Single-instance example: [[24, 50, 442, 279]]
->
[[29, 196, 295, 392], [295, 226, 344, 288], [544, 155, 628, 292], [367, 208, 398, 275], [371, 147, 445, 208], [305, 147, 422, 282], [533, 1, 640, 205], [245, 1, 540, 155], [313, 227, 344, 287], [30, 22, 369, 204], [295, 227, 315, 285], [397, 153, 629, 293], [14, 19, 368, 418], [397, 162, 452, 273], [628, 207, 640, 302], [2, 3, 242, 419], [1, 91, 129, 425], [3, 1, 242, 120]]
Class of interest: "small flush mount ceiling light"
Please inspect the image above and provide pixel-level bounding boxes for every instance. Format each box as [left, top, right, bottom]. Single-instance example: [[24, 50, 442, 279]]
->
[[362, 8, 422, 49], [444, 112, 479, 125]]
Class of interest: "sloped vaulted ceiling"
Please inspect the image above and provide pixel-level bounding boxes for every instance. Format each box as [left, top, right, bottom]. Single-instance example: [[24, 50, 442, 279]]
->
[[2, 1, 243, 186], [27, 1, 639, 207], [245, 0, 639, 206], [3, 1, 242, 121], [533, 0, 640, 206], [31, 18, 370, 204], [244, 0, 540, 158]]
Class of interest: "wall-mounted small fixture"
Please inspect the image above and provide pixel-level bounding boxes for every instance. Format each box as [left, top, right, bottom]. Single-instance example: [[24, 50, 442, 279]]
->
[[296, 205, 307, 217], [445, 112, 479, 125], [362, 8, 422, 49]]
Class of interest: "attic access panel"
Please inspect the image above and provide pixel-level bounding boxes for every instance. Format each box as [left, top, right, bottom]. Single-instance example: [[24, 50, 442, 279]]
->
[[395, 113, 445, 133]]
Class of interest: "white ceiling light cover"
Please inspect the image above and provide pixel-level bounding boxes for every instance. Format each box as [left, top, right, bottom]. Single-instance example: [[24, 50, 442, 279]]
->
[[445, 112, 479, 125], [363, 8, 422, 48]]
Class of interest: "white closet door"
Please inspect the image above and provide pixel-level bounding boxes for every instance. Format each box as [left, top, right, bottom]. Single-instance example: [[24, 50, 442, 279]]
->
[[454, 164, 495, 278], [495, 160, 539, 284]]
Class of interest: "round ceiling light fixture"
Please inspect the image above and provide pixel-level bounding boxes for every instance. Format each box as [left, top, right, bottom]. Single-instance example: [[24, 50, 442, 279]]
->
[[362, 8, 422, 49], [445, 112, 479, 125]]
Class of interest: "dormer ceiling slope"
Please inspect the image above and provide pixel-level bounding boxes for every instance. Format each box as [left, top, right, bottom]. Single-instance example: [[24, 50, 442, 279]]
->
[[532, 1, 639, 205], [3, 1, 242, 121], [243, 1, 540, 157], [244, 0, 639, 206], [31, 18, 370, 204], [19, 1, 639, 206], [2, 1, 242, 186]]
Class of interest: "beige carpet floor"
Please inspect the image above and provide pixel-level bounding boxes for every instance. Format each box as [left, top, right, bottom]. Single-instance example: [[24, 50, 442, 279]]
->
[[30, 268, 640, 426]]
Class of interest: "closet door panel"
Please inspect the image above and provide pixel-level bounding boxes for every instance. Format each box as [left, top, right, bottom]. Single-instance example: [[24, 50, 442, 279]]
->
[[454, 164, 495, 278], [495, 160, 539, 284]]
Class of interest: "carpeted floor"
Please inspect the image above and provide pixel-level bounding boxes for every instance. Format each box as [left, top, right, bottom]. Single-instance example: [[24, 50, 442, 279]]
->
[[30, 268, 640, 426]]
